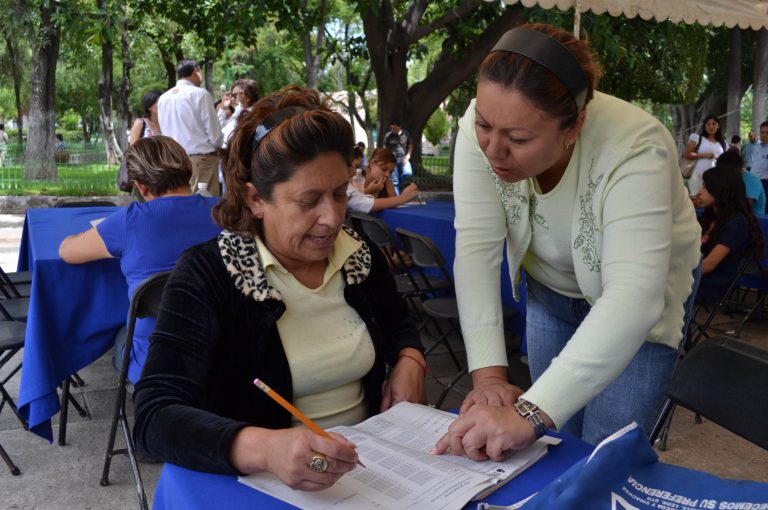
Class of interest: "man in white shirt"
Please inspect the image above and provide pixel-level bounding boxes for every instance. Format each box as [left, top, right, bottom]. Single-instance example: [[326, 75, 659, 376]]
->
[[158, 60, 223, 195], [0, 124, 9, 167]]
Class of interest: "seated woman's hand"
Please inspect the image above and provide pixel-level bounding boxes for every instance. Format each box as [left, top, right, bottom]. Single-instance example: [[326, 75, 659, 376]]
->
[[230, 426, 359, 491], [432, 404, 537, 461], [459, 367, 522, 415], [365, 177, 386, 195], [380, 349, 427, 411], [399, 183, 420, 202]]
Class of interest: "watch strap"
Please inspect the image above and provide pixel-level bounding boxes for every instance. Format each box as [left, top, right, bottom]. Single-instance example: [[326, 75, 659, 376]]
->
[[514, 398, 547, 439]]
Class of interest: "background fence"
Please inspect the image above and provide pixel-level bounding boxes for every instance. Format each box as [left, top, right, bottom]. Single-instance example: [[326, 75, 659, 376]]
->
[[0, 143, 120, 196], [0, 145, 454, 196]]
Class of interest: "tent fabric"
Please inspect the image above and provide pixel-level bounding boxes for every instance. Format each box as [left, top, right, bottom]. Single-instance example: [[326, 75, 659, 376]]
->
[[498, 0, 768, 30]]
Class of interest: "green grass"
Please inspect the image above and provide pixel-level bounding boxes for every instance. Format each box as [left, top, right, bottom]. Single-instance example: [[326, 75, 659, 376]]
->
[[414, 156, 452, 190], [420, 156, 450, 176], [0, 163, 121, 196]]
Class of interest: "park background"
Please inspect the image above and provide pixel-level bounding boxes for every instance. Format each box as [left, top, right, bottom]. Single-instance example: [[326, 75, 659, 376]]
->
[[0, 0, 767, 196]]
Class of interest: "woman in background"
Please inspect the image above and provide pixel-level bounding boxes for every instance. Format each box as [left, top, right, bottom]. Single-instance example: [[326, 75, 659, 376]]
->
[[693, 164, 764, 304], [59, 136, 222, 383], [363, 148, 419, 201], [684, 114, 727, 195], [129, 90, 162, 145]]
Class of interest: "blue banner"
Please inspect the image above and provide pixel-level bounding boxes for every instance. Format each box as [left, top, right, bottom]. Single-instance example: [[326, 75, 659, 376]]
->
[[522, 423, 768, 510]]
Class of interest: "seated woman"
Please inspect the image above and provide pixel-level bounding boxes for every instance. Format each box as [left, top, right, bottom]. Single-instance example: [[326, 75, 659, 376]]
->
[[132, 86, 427, 490], [346, 147, 420, 213], [58, 136, 222, 383], [361, 148, 420, 203], [692, 164, 764, 304]]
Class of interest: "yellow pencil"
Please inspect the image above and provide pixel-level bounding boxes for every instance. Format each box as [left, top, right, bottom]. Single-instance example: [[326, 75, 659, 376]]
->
[[253, 378, 365, 468]]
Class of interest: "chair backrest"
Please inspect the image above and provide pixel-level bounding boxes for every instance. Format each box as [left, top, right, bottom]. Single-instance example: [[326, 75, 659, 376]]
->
[[395, 228, 452, 284], [348, 212, 397, 250], [666, 336, 768, 450], [55, 200, 117, 208], [123, 271, 172, 356], [0, 268, 23, 299], [129, 271, 171, 324]]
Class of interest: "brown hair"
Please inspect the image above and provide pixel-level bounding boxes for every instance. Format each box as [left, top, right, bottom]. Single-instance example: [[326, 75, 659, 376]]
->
[[479, 23, 602, 128], [365, 148, 396, 174], [125, 136, 192, 196], [214, 85, 354, 237]]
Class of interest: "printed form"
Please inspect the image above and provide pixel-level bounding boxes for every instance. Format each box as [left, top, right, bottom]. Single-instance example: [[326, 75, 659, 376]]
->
[[239, 402, 550, 510]]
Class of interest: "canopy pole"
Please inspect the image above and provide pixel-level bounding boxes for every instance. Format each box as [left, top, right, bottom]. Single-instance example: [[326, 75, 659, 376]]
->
[[573, 0, 582, 38]]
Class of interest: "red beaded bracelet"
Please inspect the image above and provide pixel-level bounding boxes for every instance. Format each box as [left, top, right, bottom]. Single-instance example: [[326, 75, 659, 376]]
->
[[398, 352, 428, 376]]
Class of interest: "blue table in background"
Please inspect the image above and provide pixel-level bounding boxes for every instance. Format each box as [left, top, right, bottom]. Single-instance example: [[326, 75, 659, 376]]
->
[[153, 431, 592, 509], [17, 207, 129, 442], [378, 201, 527, 341]]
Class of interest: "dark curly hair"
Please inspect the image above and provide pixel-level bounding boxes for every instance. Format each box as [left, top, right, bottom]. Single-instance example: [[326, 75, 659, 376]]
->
[[214, 85, 354, 237]]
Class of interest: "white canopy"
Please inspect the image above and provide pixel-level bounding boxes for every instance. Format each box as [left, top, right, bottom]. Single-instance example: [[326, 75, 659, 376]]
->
[[498, 0, 768, 31]]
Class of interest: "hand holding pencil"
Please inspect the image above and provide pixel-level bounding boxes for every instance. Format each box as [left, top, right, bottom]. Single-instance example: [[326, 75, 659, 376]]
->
[[254, 378, 365, 467]]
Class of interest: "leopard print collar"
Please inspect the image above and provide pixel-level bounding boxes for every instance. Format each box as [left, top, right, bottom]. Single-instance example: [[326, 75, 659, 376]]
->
[[217, 225, 371, 302]]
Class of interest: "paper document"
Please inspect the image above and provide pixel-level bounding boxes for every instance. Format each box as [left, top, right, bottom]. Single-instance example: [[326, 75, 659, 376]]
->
[[239, 402, 550, 510]]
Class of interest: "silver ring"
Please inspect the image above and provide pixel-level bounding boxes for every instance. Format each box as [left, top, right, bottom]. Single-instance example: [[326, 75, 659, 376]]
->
[[309, 454, 328, 473]]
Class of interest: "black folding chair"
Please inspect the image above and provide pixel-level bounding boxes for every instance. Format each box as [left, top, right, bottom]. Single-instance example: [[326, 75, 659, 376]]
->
[[55, 200, 117, 208], [649, 336, 768, 452], [348, 213, 450, 316], [395, 228, 518, 408], [100, 271, 170, 510], [0, 267, 31, 298], [0, 320, 28, 475], [685, 256, 755, 350]]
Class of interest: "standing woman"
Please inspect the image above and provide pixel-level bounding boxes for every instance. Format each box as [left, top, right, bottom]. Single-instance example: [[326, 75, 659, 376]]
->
[[129, 90, 162, 145], [684, 114, 726, 195], [434, 23, 701, 459]]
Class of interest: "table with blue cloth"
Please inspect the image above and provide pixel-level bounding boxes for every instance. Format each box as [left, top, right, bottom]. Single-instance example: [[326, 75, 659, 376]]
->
[[378, 200, 527, 340], [17, 207, 129, 442], [153, 430, 592, 509]]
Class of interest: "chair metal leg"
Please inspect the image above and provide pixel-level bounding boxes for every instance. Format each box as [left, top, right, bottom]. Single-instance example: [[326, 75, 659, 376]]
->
[[100, 382, 127, 488], [101, 370, 148, 509], [0, 441, 20, 476], [58, 379, 70, 446], [57, 378, 90, 446]]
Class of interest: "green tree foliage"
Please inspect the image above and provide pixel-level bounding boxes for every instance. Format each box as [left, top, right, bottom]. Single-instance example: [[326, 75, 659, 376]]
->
[[424, 107, 449, 148]]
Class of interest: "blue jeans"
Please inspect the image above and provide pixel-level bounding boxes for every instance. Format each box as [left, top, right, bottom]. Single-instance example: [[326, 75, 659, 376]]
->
[[525, 265, 700, 445]]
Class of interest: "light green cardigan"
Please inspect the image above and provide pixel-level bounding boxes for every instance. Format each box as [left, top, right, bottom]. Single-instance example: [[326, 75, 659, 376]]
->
[[453, 91, 701, 428]]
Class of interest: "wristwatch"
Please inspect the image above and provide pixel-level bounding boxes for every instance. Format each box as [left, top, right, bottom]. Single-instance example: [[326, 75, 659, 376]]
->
[[514, 398, 548, 439]]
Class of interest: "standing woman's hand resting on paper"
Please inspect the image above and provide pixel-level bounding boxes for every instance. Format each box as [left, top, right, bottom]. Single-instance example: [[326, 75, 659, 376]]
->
[[458, 366, 523, 415], [229, 427, 359, 491], [433, 404, 553, 461]]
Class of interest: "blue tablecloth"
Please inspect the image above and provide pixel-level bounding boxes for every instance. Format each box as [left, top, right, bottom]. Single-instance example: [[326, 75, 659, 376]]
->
[[17, 207, 129, 442], [378, 201, 527, 339], [153, 430, 592, 509]]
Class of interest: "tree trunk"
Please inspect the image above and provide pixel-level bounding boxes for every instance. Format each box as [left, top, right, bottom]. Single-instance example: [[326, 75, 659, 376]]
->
[[302, 0, 326, 90], [117, 8, 132, 152], [203, 59, 214, 95], [96, 0, 122, 166], [155, 41, 178, 89], [670, 93, 726, 155], [81, 118, 91, 144], [363, 1, 524, 171], [753, 28, 768, 133], [5, 37, 24, 144], [725, 27, 741, 140], [24, 0, 60, 180]]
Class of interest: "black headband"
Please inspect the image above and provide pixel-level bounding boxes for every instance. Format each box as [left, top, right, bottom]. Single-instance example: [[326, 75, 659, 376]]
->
[[491, 28, 588, 111], [252, 104, 320, 149]]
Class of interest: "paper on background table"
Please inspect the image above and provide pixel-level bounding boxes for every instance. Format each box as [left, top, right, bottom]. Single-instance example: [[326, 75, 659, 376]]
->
[[239, 402, 550, 510], [89, 217, 106, 227]]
